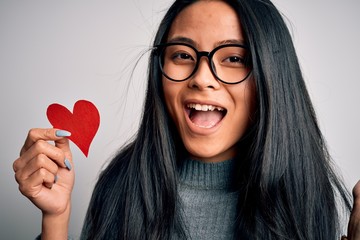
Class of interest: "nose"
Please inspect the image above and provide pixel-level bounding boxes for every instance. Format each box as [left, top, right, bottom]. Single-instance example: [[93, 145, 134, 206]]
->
[[188, 57, 221, 90]]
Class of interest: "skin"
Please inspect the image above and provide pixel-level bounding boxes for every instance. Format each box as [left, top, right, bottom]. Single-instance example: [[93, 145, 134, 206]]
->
[[12, 1, 360, 239], [13, 128, 74, 240], [163, 1, 256, 163], [345, 181, 360, 240]]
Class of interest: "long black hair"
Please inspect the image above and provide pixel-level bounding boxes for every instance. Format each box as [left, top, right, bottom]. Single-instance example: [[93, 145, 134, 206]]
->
[[81, 0, 351, 239]]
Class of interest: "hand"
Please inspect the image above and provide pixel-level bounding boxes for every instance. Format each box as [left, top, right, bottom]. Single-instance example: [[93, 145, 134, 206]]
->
[[343, 181, 360, 240], [13, 128, 75, 239]]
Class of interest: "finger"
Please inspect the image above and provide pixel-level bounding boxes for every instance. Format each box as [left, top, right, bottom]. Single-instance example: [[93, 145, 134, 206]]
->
[[20, 128, 71, 156], [14, 140, 69, 172], [54, 137, 72, 160], [18, 168, 57, 198], [15, 153, 59, 184]]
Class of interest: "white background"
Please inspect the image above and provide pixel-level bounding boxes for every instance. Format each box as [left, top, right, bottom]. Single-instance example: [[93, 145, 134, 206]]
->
[[0, 1, 359, 239]]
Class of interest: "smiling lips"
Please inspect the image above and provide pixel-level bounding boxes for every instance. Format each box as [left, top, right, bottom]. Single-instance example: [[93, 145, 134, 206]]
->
[[186, 103, 226, 129]]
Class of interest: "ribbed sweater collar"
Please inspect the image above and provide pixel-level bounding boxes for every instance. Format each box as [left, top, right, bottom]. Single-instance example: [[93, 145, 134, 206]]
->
[[178, 158, 235, 190]]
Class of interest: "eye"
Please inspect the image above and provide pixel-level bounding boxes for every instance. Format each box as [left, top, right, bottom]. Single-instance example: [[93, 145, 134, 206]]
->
[[171, 52, 195, 62], [163, 44, 196, 65], [214, 46, 248, 68], [223, 55, 245, 65]]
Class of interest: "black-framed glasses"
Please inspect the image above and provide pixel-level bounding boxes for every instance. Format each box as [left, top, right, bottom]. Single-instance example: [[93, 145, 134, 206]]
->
[[155, 42, 252, 84]]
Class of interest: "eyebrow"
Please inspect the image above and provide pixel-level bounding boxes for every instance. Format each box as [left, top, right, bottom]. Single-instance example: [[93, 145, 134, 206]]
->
[[215, 39, 246, 46], [166, 36, 246, 48], [167, 36, 197, 46]]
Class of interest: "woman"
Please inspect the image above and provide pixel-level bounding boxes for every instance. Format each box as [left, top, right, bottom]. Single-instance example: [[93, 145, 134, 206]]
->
[[12, 0, 359, 239]]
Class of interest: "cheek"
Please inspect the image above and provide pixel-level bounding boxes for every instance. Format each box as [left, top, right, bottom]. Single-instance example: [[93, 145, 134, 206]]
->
[[162, 78, 179, 122], [231, 78, 257, 128], [243, 80, 256, 116]]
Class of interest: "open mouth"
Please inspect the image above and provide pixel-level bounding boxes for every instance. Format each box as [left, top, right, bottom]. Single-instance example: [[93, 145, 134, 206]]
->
[[185, 103, 227, 129]]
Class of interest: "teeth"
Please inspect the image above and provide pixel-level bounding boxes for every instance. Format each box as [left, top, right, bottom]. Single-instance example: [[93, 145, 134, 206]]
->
[[187, 103, 224, 112]]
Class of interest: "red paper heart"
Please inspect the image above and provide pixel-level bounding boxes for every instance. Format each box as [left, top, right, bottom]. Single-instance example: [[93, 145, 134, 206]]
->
[[46, 100, 100, 157]]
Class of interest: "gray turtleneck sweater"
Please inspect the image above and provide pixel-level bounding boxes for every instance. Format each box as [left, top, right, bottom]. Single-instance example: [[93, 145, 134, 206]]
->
[[178, 158, 239, 240], [37, 158, 238, 240]]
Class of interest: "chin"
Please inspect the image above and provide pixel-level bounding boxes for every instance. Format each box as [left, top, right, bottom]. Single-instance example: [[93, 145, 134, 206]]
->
[[185, 143, 236, 163]]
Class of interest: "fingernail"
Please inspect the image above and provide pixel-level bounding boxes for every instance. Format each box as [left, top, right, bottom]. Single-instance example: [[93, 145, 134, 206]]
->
[[64, 159, 72, 171], [54, 175, 58, 184], [55, 130, 71, 137]]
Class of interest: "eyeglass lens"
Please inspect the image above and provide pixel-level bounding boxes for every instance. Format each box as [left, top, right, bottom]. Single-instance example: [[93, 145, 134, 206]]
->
[[159, 44, 251, 84]]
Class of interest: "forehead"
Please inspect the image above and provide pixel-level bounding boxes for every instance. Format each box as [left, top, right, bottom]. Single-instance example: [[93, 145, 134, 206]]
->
[[167, 1, 244, 48]]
